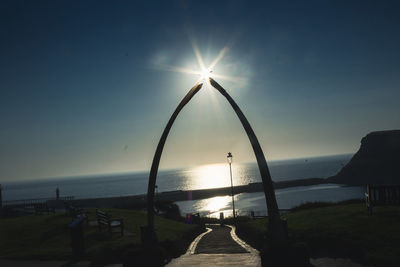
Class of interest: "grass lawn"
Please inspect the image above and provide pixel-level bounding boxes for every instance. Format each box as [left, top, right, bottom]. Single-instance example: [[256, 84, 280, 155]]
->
[[0, 208, 203, 263], [236, 203, 400, 267]]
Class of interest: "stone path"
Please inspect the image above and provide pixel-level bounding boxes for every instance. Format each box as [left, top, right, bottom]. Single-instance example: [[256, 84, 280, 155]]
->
[[195, 225, 248, 254], [167, 224, 261, 267]]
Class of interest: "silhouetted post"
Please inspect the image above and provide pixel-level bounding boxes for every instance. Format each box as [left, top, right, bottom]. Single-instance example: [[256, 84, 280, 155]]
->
[[56, 187, 60, 200], [69, 216, 85, 258], [210, 77, 287, 243], [0, 184, 2, 208], [227, 152, 236, 222]]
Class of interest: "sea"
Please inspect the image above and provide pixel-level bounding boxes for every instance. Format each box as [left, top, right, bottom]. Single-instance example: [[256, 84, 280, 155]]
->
[[1, 154, 365, 218]]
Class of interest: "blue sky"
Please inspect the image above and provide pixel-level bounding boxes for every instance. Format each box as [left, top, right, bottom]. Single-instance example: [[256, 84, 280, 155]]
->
[[1, 0, 399, 181]]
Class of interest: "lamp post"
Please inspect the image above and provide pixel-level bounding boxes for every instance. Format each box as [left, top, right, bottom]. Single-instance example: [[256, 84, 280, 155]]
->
[[227, 152, 236, 221]]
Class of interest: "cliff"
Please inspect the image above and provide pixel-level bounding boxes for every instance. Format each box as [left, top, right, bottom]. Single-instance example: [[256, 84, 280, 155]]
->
[[328, 130, 400, 185]]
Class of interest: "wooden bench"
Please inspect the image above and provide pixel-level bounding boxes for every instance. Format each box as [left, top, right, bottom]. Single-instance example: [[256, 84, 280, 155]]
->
[[34, 203, 55, 215], [365, 184, 400, 215], [96, 209, 124, 236]]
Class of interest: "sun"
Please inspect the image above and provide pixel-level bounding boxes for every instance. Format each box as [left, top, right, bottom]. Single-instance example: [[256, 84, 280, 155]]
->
[[200, 68, 212, 81], [152, 38, 247, 86]]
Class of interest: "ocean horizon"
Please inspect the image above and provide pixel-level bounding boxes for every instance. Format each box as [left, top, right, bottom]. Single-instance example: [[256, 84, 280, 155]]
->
[[1, 153, 353, 202]]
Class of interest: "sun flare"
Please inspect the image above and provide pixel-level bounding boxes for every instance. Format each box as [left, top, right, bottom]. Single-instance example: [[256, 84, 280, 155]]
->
[[153, 38, 246, 86], [200, 68, 212, 81]]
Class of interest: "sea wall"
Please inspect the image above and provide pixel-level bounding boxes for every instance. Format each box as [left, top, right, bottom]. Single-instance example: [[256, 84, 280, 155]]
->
[[45, 178, 327, 208]]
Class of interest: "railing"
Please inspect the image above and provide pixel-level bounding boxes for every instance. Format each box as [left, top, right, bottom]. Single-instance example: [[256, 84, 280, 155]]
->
[[366, 184, 400, 215], [366, 184, 400, 205], [3, 196, 74, 208], [246, 209, 291, 218], [200, 209, 292, 219]]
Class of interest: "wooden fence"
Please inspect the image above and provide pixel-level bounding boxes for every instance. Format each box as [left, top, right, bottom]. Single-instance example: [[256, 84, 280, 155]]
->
[[2, 196, 74, 208], [365, 184, 400, 215]]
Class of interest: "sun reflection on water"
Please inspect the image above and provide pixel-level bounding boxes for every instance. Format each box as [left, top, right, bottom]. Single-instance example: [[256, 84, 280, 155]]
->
[[181, 194, 239, 218], [190, 163, 231, 189], [168, 163, 260, 218], [175, 163, 246, 218], [192, 195, 231, 215], [181, 163, 254, 190], [176, 163, 257, 191]]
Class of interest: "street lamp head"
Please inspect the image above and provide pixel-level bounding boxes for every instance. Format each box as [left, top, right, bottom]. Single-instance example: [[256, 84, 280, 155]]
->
[[227, 152, 233, 164]]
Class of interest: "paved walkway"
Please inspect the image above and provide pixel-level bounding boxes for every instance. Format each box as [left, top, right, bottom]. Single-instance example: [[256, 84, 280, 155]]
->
[[195, 225, 248, 254], [167, 224, 261, 267]]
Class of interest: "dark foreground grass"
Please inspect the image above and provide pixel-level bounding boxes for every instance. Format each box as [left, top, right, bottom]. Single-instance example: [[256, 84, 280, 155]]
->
[[0, 208, 203, 264], [236, 203, 400, 267]]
